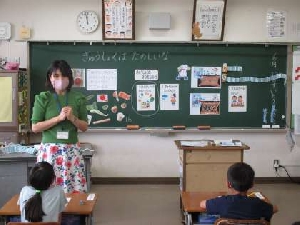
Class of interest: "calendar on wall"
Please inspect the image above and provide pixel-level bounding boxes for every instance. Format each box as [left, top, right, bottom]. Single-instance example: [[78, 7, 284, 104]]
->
[[192, 0, 227, 41], [102, 0, 135, 40]]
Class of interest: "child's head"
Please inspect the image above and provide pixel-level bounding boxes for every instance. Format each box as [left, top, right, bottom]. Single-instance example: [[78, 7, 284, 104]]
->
[[227, 162, 255, 192], [29, 161, 55, 190], [25, 162, 55, 222], [238, 95, 243, 102]]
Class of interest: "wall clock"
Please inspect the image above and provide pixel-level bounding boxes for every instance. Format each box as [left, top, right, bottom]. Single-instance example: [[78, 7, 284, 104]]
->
[[0, 22, 11, 40], [77, 11, 99, 33]]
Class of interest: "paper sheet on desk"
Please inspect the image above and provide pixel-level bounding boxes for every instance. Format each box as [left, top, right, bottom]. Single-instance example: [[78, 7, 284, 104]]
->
[[180, 141, 209, 147], [215, 140, 242, 146], [65, 197, 71, 207]]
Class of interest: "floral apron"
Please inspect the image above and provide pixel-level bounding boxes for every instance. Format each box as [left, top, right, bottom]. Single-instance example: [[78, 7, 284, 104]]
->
[[37, 143, 87, 193]]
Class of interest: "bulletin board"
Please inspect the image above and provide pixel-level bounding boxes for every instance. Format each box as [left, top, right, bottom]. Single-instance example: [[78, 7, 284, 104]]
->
[[29, 42, 287, 129]]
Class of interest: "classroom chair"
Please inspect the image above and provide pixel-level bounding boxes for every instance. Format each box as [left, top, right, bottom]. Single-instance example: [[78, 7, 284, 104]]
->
[[214, 218, 270, 225], [7, 222, 60, 225]]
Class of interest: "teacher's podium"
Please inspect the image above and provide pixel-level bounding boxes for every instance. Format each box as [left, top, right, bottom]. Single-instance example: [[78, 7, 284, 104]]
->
[[175, 140, 250, 192]]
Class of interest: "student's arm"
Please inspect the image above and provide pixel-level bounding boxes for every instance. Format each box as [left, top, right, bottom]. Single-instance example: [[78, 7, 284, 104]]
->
[[201, 197, 223, 215], [272, 204, 279, 213], [200, 200, 207, 209]]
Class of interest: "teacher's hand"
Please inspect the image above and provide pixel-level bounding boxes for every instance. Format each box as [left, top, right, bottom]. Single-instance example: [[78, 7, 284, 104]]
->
[[63, 106, 74, 121], [57, 109, 67, 122]]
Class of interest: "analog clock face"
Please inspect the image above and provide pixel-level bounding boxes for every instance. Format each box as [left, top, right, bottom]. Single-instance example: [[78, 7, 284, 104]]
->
[[77, 11, 99, 33]]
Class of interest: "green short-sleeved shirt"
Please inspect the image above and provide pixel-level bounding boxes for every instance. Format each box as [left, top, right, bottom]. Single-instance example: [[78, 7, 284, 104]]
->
[[31, 90, 88, 144]]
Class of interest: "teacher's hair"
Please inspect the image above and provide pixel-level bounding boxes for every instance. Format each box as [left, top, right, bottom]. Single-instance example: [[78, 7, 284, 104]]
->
[[25, 161, 56, 222]]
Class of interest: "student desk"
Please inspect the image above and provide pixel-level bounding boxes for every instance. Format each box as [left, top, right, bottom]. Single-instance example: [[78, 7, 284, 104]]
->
[[0, 192, 98, 225], [181, 191, 227, 225], [175, 140, 250, 192]]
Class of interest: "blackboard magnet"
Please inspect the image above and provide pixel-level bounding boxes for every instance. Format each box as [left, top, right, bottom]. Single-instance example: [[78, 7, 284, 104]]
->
[[197, 125, 211, 130], [126, 125, 140, 130], [172, 125, 186, 130]]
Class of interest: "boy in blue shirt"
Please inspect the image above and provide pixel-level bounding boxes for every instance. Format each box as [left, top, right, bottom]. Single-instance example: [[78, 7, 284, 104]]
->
[[200, 162, 278, 222]]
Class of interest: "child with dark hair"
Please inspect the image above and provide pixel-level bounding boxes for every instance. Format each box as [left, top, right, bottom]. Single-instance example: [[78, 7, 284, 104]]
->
[[18, 162, 67, 222], [200, 162, 278, 222]]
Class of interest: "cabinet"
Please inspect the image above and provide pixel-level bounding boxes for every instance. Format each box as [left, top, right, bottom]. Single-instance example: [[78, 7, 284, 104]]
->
[[0, 154, 36, 207], [0, 70, 30, 144], [175, 140, 250, 192]]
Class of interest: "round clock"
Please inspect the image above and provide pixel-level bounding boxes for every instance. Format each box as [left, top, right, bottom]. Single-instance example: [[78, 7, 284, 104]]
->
[[77, 11, 99, 33]]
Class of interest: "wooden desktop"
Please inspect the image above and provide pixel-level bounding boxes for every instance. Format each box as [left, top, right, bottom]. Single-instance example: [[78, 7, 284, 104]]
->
[[0, 193, 98, 225]]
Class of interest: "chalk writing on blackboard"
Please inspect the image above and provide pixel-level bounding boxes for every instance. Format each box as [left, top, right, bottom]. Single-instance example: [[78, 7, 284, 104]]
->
[[82, 51, 169, 62]]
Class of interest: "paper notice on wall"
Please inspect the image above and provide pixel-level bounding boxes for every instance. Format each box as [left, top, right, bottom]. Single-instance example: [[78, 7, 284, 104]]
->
[[294, 114, 300, 134], [86, 69, 117, 90], [293, 51, 300, 82], [194, 0, 225, 40], [266, 10, 286, 38], [160, 84, 179, 110], [292, 83, 300, 114], [228, 86, 247, 112], [136, 84, 156, 111]]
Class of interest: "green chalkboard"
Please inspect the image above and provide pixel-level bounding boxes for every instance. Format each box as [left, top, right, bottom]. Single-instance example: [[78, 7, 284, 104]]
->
[[29, 42, 287, 129]]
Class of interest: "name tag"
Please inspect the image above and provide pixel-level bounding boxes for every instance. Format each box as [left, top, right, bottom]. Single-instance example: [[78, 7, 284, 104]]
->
[[57, 131, 69, 140]]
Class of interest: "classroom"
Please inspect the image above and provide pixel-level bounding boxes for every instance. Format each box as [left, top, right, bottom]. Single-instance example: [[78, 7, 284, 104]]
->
[[1, 0, 300, 224]]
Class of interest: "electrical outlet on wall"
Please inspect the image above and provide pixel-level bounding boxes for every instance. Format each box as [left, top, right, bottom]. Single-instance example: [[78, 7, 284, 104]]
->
[[273, 159, 280, 168]]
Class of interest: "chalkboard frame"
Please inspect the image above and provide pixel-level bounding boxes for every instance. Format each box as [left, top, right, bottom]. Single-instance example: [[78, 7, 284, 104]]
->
[[29, 41, 288, 130]]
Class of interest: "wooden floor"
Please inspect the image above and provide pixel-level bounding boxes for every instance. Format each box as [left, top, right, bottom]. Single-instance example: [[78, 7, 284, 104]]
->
[[91, 183, 300, 225]]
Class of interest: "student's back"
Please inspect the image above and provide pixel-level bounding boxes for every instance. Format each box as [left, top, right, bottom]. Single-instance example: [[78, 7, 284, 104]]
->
[[206, 194, 273, 221], [18, 185, 66, 222], [17, 161, 67, 222], [200, 162, 278, 223]]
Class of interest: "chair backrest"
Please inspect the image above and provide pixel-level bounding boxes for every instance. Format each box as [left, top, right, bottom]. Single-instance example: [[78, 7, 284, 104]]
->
[[214, 218, 270, 225], [7, 222, 60, 225]]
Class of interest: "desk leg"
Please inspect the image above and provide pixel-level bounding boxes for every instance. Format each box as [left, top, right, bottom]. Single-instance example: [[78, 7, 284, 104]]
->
[[184, 212, 193, 225], [84, 157, 92, 192], [86, 213, 93, 225]]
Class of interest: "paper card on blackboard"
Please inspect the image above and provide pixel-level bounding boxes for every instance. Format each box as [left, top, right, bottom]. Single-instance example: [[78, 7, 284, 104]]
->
[[191, 67, 222, 88], [86, 69, 117, 90], [136, 84, 156, 111], [228, 86, 247, 112], [160, 84, 179, 110], [135, 69, 158, 80], [190, 93, 220, 115], [72, 68, 85, 88]]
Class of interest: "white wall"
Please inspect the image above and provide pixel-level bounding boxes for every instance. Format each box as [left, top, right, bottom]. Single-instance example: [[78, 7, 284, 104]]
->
[[1, 0, 300, 177]]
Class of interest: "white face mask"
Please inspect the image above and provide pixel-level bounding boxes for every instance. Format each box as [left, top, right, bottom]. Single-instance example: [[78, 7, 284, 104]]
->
[[52, 79, 69, 91]]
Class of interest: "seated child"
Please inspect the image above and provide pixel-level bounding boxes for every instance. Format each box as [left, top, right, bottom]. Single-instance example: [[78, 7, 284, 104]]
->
[[18, 161, 67, 222], [200, 162, 278, 222]]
